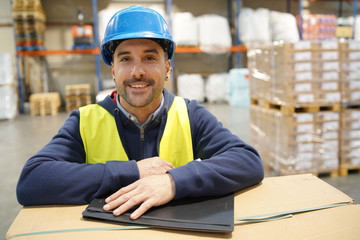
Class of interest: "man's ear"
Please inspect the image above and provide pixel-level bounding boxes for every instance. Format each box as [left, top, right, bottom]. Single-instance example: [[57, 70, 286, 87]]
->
[[166, 60, 172, 80], [111, 62, 115, 79]]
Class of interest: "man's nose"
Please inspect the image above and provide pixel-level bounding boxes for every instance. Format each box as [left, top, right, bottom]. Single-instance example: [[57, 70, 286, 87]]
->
[[131, 61, 145, 79]]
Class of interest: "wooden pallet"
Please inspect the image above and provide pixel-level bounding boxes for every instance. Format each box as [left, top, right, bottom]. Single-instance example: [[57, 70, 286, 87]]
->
[[251, 98, 341, 114], [29, 92, 61, 116], [314, 170, 339, 178], [339, 167, 360, 177]]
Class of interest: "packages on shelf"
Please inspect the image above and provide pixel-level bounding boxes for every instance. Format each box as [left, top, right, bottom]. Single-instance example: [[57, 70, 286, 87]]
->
[[29, 92, 61, 116], [65, 84, 92, 112], [228, 68, 250, 107], [239, 8, 299, 45], [0, 85, 18, 120], [300, 14, 337, 40], [340, 108, 360, 172], [205, 73, 228, 104], [248, 40, 344, 106], [12, 0, 46, 51], [197, 14, 232, 52], [250, 105, 339, 175], [172, 12, 198, 47], [177, 74, 205, 102]]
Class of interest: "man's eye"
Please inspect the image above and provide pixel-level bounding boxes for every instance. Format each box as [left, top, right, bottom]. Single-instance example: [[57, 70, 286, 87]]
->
[[120, 57, 130, 62], [145, 56, 156, 61]]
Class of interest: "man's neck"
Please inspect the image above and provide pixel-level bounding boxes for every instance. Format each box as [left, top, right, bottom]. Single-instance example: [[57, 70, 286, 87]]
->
[[117, 94, 163, 124]]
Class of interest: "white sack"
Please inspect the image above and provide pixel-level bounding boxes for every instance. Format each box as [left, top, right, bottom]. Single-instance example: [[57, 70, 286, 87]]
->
[[172, 12, 198, 46], [239, 8, 271, 45], [197, 14, 232, 52], [270, 11, 299, 42], [205, 73, 228, 103], [177, 74, 205, 102]]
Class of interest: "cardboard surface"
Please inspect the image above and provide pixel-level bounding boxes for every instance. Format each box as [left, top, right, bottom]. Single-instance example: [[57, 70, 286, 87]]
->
[[7, 174, 359, 240]]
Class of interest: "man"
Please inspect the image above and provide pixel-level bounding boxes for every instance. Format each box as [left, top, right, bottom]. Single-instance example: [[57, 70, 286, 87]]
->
[[17, 6, 264, 220]]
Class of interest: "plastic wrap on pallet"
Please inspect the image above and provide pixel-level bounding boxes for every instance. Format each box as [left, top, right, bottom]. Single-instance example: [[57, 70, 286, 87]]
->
[[248, 41, 342, 106], [205, 73, 228, 103], [250, 105, 339, 175], [197, 14, 232, 53], [177, 74, 205, 102], [0, 53, 14, 85], [339, 41, 360, 104], [0, 86, 18, 120], [228, 68, 250, 107], [340, 108, 360, 170], [172, 12, 198, 47]]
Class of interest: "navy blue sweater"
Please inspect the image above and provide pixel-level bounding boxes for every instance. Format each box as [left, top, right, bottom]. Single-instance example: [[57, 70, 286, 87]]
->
[[17, 89, 264, 205]]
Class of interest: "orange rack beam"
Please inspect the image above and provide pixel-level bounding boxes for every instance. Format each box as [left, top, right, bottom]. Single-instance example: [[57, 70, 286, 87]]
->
[[17, 48, 101, 56], [175, 45, 247, 53]]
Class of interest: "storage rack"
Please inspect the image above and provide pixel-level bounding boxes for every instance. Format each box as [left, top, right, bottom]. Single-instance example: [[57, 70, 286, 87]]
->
[[12, 0, 358, 113], [12, 0, 101, 113]]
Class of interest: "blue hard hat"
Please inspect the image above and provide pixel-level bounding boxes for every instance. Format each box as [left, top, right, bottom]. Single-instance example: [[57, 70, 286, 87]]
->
[[100, 6, 176, 66]]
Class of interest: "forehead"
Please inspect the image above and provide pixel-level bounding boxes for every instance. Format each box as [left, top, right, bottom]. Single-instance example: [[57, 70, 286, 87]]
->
[[115, 38, 164, 53]]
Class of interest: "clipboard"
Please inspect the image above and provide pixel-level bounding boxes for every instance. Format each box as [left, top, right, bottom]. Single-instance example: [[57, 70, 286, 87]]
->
[[82, 193, 234, 232]]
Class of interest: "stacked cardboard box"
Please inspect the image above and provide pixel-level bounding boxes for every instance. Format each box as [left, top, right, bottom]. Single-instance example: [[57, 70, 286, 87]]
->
[[248, 40, 341, 175], [65, 84, 91, 112], [339, 108, 360, 175], [248, 40, 341, 107], [12, 0, 46, 51], [338, 41, 360, 175], [29, 92, 61, 116], [250, 105, 339, 176]]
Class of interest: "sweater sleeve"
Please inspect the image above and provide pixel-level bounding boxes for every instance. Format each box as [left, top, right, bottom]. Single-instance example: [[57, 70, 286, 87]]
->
[[16, 110, 140, 206], [168, 101, 264, 200]]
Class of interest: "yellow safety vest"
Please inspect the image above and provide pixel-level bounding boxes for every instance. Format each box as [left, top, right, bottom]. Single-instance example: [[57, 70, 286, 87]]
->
[[79, 96, 193, 168]]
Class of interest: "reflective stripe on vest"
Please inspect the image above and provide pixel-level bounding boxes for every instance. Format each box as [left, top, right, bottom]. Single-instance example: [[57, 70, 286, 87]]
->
[[79, 96, 193, 168]]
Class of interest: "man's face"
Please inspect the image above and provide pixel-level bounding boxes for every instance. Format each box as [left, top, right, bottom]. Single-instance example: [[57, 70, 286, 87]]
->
[[112, 38, 171, 111]]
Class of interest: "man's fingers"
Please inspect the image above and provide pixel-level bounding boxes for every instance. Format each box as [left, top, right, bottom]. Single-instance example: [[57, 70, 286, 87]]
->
[[130, 200, 153, 220], [103, 183, 138, 209]]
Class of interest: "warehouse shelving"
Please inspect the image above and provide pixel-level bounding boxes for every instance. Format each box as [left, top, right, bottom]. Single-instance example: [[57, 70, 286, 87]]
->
[[12, 0, 101, 113]]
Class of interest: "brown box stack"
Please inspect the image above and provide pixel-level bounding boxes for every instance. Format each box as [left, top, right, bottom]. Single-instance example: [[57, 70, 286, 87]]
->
[[338, 41, 360, 175], [339, 108, 360, 176], [65, 84, 92, 112], [248, 40, 341, 107], [248, 40, 341, 176], [29, 92, 61, 116], [250, 105, 339, 176]]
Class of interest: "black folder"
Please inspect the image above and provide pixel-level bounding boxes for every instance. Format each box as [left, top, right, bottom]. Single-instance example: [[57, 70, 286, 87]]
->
[[82, 193, 234, 232]]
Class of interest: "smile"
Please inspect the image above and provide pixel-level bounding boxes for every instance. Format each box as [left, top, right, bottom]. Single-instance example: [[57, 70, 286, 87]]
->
[[130, 84, 148, 88]]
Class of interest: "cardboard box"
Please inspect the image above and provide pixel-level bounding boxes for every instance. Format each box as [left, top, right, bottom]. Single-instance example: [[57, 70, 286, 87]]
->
[[250, 105, 340, 175], [6, 174, 360, 240]]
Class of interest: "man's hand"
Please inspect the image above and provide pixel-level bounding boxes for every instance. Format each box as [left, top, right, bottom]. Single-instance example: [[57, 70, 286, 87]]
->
[[103, 173, 176, 220], [136, 157, 174, 178]]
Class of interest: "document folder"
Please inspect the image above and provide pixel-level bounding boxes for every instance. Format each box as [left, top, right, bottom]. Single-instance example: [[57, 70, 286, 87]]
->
[[82, 193, 234, 232]]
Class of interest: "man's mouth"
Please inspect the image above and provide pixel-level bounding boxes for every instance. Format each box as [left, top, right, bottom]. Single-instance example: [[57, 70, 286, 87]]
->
[[130, 83, 148, 88]]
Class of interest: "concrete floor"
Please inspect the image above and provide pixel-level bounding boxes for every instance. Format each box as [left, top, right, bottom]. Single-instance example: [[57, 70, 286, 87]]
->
[[1, 104, 360, 237]]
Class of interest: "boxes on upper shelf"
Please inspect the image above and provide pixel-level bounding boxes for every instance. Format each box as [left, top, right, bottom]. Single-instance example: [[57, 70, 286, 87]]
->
[[248, 40, 342, 107]]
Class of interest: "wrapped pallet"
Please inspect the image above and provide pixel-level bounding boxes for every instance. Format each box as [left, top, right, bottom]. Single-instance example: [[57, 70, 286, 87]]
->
[[172, 12, 198, 46], [250, 105, 339, 176], [197, 14, 232, 52], [177, 74, 205, 102], [205, 73, 228, 103], [228, 68, 250, 107], [0, 53, 17, 120]]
